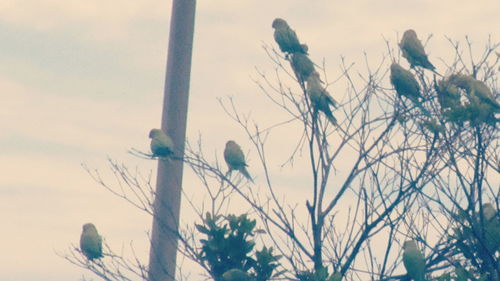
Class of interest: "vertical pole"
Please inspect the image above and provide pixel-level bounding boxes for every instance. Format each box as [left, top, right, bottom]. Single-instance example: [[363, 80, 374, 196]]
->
[[148, 0, 196, 280]]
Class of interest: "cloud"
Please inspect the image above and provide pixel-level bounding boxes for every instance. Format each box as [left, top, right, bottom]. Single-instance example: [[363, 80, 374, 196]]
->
[[0, 0, 170, 38], [0, 76, 160, 155], [1, 0, 499, 279]]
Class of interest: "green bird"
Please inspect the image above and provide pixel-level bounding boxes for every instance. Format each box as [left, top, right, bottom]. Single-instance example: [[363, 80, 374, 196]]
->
[[471, 80, 499, 109], [435, 76, 461, 110], [477, 203, 499, 253], [402, 240, 426, 281], [80, 223, 103, 261], [390, 63, 421, 101], [484, 215, 500, 253], [149, 128, 174, 158], [272, 18, 307, 54], [456, 77, 500, 110], [448, 74, 499, 124], [391, 63, 434, 117], [290, 52, 315, 84], [400, 29, 435, 71], [307, 71, 337, 124], [222, 269, 253, 281], [482, 203, 496, 221], [329, 272, 343, 281], [224, 140, 254, 182]]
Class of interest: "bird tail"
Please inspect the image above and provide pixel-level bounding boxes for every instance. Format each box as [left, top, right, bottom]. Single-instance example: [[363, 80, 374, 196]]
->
[[424, 60, 436, 71], [430, 68, 442, 77], [239, 167, 254, 183], [324, 110, 337, 125]]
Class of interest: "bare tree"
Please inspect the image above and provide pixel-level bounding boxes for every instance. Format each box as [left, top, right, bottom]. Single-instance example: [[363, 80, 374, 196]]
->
[[63, 25, 499, 281]]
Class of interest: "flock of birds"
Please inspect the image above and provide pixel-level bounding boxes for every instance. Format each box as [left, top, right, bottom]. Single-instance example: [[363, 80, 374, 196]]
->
[[149, 128, 253, 182], [79, 133, 255, 261], [79, 204, 498, 281], [77, 18, 499, 281], [273, 18, 499, 126], [272, 18, 338, 124]]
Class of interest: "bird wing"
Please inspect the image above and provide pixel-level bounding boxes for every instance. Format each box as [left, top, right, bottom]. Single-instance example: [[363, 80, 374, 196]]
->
[[405, 36, 426, 58], [392, 69, 421, 99], [291, 53, 315, 81], [403, 248, 426, 281], [403, 37, 435, 70], [472, 81, 499, 108], [284, 28, 301, 51], [225, 145, 247, 169], [323, 91, 338, 108], [274, 27, 304, 53]]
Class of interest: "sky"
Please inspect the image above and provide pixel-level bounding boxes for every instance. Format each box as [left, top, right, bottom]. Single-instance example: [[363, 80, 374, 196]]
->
[[0, 0, 499, 280]]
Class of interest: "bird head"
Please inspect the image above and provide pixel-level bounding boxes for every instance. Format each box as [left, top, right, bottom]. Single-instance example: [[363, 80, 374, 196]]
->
[[149, 128, 162, 139], [222, 269, 250, 281], [82, 223, 97, 232], [390, 62, 405, 75], [403, 240, 418, 250], [448, 74, 473, 89], [482, 203, 496, 220], [301, 44, 309, 53], [272, 18, 288, 29], [226, 140, 236, 148], [307, 71, 321, 82], [403, 29, 418, 40]]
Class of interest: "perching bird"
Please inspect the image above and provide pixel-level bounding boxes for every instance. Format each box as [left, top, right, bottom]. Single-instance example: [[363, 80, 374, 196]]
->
[[290, 52, 315, 84], [390, 63, 421, 101], [403, 240, 426, 281], [149, 128, 174, 158], [448, 74, 497, 104], [484, 214, 500, 253], [400, 29, 435, 71], [307, 71, 337, 124], [80, 223, 103, 261], [272, 18, 307, 54], [448, 74, 499, 123], [437, 74, 499, 124], [467, 79, 499, 110], [222, 268, 253, 281], [435, 76, 462, 110], [475, 203, 500, 254], [482, 203, 496, 221], [224, 141, 254, 182], [330, 272, 343, 281]]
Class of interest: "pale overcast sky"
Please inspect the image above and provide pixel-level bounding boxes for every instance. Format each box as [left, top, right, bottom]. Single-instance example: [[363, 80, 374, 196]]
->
[[0, 0, 498, 280]]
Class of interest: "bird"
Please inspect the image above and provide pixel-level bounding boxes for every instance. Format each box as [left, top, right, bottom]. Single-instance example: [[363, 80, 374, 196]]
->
[[390, 63, 421, 101], [434, 76, 462, 110], [447, 74, 499, 124], [330, 272, 343, 281], [484, 214, 500, 254], [400, 29, 435, 71], [482, 203, 496, 221], [224, 141, 254, 182], [390, 63, 432, 117], [307, 71, 337, 124], [290, 52, 315, 84], [448, 74, 493, 102], [80, 223, 103, 261], [471, 80, 499, 108], [402, 240, 426, 281], [222, 268, 253, 281], [149, 128, 174, 158], [473, 203, 500, 254], [272, 18, 307, 54]]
